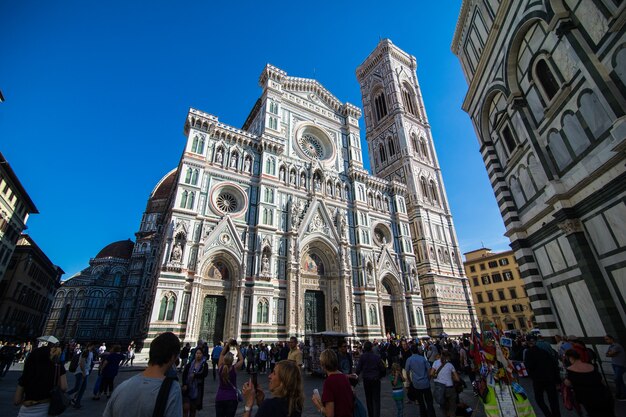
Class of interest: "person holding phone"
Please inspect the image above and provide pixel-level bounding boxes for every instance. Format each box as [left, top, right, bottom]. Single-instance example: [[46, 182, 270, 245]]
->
[[311, 349, 354, 417], [215, 339, 244, 417], [242, 359, 304, 417]]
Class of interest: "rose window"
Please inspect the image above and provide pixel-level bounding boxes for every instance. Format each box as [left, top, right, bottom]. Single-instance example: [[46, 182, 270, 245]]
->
[[299, 134, 325, 159], [216, 192, 238, 213]]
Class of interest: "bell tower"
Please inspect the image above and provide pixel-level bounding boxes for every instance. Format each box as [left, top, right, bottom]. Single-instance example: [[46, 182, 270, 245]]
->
[[356, 39, 476, 335]]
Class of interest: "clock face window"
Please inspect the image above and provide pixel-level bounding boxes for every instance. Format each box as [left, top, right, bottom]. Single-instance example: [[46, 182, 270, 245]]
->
[[299, 134, 325, 160]]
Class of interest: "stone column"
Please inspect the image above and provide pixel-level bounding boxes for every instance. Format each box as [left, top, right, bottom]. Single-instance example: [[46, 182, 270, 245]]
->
[[557, 217, 626, 338], [185, 282, 202, 343]]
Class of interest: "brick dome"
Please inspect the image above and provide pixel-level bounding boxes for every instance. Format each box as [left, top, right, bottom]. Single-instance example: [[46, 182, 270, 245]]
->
[[95, 239, 134, 260]]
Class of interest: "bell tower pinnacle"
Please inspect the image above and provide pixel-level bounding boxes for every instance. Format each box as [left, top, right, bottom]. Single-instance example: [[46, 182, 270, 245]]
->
[[356, 39, 477, 335]]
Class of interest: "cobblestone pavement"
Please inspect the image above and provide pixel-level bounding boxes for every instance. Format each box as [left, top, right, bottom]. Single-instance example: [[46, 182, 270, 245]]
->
[[1, 361, 624, 416]]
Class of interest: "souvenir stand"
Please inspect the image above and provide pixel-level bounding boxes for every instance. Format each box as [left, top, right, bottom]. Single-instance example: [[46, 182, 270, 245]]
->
[[306, 331, 351, 375], [470, 326, 537, 417]]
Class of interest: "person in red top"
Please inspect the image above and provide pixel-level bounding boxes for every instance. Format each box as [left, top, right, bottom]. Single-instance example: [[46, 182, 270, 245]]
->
[[312, 349, 354, 417]]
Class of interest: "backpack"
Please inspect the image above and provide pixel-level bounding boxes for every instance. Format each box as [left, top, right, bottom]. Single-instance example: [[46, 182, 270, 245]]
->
[[152, 376, 176, 417], [69, 354, 80, 373]]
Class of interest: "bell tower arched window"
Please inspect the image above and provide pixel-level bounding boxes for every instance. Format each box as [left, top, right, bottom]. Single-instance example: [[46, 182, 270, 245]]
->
[[379, 143, 387, 164], [429, 180, 438, 204], [420, 177, 429, 199], [535, 58, 559, 101], [388, 137, 396, 157], [373, 91, 388, 122], [402, 85, 417, 116]]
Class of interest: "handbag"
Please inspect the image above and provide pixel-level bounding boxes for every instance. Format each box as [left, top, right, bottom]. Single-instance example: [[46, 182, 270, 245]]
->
[[226, 373, 243, 402], [48, 364, 69, 416]]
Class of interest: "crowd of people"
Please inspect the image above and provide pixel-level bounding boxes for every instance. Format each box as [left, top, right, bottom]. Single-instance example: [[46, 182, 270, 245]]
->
[[7, 331, 625, 417]]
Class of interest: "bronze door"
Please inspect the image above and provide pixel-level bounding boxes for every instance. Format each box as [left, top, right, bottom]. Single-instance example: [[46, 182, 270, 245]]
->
[[200, 295, 226, 345], [305, 290, 325, 333], [383, 305, 395, 335]]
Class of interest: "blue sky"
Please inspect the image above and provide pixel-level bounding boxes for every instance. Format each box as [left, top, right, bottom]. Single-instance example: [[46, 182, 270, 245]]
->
[[0, 1, 508, 278]]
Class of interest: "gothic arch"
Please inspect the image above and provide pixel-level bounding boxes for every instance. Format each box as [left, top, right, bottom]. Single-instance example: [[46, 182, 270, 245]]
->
[[479, 85, 510, 145], [199, 249, 241, 286], [380, 273, 403, 296], [505, 13, 551, 98], [299, 235, 340, 276]]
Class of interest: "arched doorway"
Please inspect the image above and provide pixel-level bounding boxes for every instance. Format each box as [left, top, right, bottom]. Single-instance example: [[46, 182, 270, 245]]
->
[[379, 274, 405, 337], [299, 238, 341, 334], [197, 252, 239, 344]]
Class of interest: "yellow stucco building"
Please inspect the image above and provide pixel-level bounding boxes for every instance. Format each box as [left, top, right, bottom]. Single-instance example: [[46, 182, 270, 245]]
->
[[464, 248, 535, 332]]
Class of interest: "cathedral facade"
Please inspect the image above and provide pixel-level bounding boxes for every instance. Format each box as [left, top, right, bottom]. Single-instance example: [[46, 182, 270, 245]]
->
[[145, 41, 476, 345]]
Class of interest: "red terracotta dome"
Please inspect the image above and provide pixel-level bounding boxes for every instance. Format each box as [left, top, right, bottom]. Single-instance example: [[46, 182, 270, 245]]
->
[[95, 239, 135, 259], [152, 169, 177, 199]]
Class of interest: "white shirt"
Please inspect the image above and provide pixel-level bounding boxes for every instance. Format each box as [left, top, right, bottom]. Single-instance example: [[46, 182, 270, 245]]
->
[[432, 360, 455, 387]]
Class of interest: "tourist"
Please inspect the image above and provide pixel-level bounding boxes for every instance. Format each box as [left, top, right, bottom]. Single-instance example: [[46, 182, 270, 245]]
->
[[96, 344, 125, 399], [67, 342, 95, 409], [288, 337, 302, 367], [524, 335, 561, 417], [242, 359, 304, 417], [389, 363, 405, 417], [605, 334, 626, 400], [103, 332, 182, 417], [564, 349, 614, 417], [355, 341, 385, 417], [182, 347, 208, 417], [311, 349, 353, 417], [215, 339, 244, 417], [405, 344, 435, 417], [210, 342, 222, 380], [431, 351, 460, 417], [14, 336, 67, 417]]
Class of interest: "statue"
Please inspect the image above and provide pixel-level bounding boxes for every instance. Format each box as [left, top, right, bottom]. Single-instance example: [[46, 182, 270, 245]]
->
[[291, 200, 300, 228], [279, 168, 286, 181], [290, 171, 296, 185], [314, 177, 321, 191], [230, 154, 238, 169], [171, 242, 182, 262], [244, 157, 251, 172], [340, 216, 348, 239], [300, 173, 306, 188], [215, 148, 223, 163], [261, 254, 270, 275]]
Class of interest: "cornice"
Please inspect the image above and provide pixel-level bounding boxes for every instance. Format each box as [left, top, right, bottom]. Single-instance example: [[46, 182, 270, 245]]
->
[[347, 166, 407, 196], [461, 1, 514, 112], [259, 64, 361, 120], [356, 39, 416, 82], [451, 0, 473, 56], [259, 64, 287, 86], [282, 76, 343, 111], [185, 108, 261, 150]]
